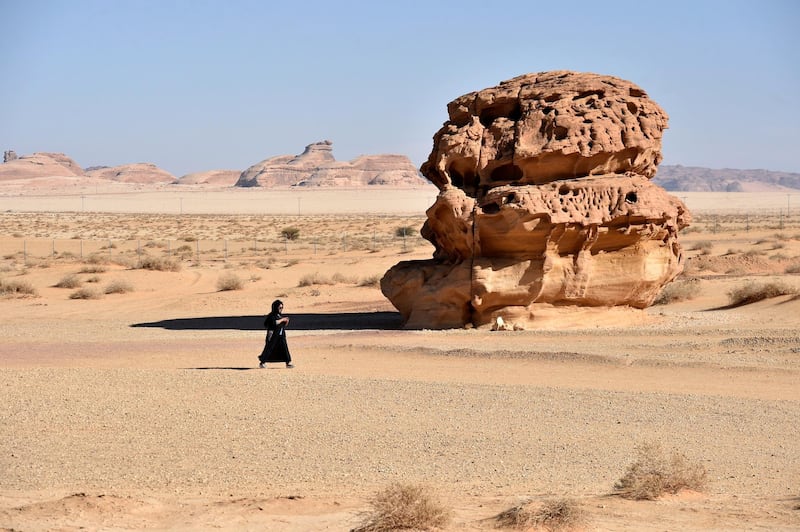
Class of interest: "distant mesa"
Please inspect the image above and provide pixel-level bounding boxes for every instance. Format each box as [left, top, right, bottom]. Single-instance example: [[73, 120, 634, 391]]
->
[[381, 71, 691, 329], [0, 152, 85, 181], [653, 165, 800, 192], [85, 163, 176, 184], [234, 140, 431, 188]]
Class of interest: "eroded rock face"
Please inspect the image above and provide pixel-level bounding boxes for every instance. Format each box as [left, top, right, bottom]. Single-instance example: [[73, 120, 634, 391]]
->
[[85, 163, 176, 184], [381, 71, 690, 329], [236, 141, 429, 188]]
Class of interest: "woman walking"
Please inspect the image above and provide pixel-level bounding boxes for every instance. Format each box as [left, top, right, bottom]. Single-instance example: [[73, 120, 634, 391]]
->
[[258, 299, 294, 368]]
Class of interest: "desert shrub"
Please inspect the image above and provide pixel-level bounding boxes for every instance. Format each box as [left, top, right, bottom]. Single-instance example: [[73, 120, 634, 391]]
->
[[54, 274, 82, 288], [281, 226, 300, 240], [690, 240, 714, 254], [69, 287, 102, 300], [786, 263, 800, 274], [179, 235, 197, 242], [494, 498, 585, 530], [79, 265, 107, 273], [726, 281, 798, 306], [217, 272, 244, 291], [298, 272, 333, 287], [654, 279, 699, 305], [0, 278, 38, 297], [614, 442, 707, 500], [331, 272, 355, 284], [85, 253, 109, 264], [175, 244, 193, 253], [359, 274, 382, 287], [255, 258, 275, 269], [353, 483, 451, 532], [137, 256, 181, 272], [285, 259, 300, 267], [104, 279, 134, 294], [395, 226, 416, 238], [85, 275, 101, 283]]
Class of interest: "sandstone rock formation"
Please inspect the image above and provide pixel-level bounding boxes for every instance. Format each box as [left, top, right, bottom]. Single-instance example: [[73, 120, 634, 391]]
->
[[85, 163, 176, 184], [381, 71, 691, 329], [0, 152, 84, 181], [3, 150, 18, 163], [177, 170, 241, 186], [236, 140, 429, 188]]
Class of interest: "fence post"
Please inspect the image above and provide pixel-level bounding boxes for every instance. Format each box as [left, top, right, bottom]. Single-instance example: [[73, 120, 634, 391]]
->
[[284, 235, 288, 254], [23, 240, 26, 264], [52, 240, 56, 257], [137, 240, 141, 263], [167, 240, 171, 258], [342, 232, 347, 252], [108, 239, 112, 257], [196, 240, 200, 263], [80, 240, 83, 259], [224, 239, 228, 262]]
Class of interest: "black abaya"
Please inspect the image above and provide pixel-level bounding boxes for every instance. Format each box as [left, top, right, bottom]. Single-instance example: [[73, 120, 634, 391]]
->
[[258, 312, 292, 364]]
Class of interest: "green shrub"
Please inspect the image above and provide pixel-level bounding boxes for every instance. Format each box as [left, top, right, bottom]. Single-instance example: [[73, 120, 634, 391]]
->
[[395, 226, 416, 238], [281, 227, 300, 240]]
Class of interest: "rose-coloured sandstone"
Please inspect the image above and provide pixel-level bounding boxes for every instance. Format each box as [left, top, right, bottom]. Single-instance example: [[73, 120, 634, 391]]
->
[[382, 71, 690, 329]]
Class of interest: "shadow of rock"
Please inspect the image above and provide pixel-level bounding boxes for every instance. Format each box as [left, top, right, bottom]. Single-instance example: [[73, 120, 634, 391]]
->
[[131, 311, 403, 331]]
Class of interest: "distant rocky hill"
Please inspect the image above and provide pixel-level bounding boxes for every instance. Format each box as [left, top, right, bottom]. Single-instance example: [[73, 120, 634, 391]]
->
[[653, 165, 800, 192], [235, 141, 431, 188]]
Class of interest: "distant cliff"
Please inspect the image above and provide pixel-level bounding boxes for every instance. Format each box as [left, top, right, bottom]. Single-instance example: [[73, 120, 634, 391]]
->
[[653, 165, 800, 192], [235, 141, 431, 188]]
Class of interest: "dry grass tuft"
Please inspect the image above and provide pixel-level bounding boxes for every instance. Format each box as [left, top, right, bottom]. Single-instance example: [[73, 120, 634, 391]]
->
[[0, 278, 38, 297], [69, 287, 103, 300], [104, 279, 134, 294], [137, 256, 181, 272], [494, 498, 585, 531], [726, 281, 798, 307], [654, 279, 699, 304], [217, 272, 244, 291], [353, 482, 451, 532], [614, 441, 707, 500], [54, 274, 82, 288]]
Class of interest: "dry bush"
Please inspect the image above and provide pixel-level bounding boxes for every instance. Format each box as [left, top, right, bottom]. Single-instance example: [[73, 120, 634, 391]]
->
[[85, 253, 109, 264], [690, 240, 714, 254], [217, 272, 244, 291], [137, 256, 181, 272], [654, 279, 699, 304], [353, 483, 451, 532], [79, 265, 107, 274], [0, 278, 38, 297], [104, 279, 134, 294], [54, 274, 82, 288], [298, 272, 334, 287], [494, 498, 585, 531], [359, 274, 382, 287], [614, 442, 707, 500], [69, 287, 102, 300], [281, 226, 300, 240], [85, 275, 101, 283], [726, 281, 798, 307]]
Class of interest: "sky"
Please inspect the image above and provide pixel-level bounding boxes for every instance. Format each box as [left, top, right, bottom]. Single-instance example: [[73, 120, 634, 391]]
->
[[1, 0, 799, 176]]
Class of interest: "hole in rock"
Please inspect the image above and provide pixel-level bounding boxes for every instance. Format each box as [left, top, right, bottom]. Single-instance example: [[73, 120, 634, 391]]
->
[[573, 89, 605, 100], [544, 93, 561, 103], [626, 101, 638, 114], [506, 192, 517, 203], [482, 202, 501, 214], [479, 101, 522, 127], [559, 185, 570, 195], [629, 88, 645, 97], [625, 191, 638, 204], [490, 164, 523, 182], [554, 126, 568, 140]]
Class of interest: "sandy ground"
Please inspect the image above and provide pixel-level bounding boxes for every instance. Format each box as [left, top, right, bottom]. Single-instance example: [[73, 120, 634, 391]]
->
[[0, 188, 799, 531]]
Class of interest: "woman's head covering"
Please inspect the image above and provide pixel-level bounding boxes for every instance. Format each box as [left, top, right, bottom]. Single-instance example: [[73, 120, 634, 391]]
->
[[271, 299, 283, 314]]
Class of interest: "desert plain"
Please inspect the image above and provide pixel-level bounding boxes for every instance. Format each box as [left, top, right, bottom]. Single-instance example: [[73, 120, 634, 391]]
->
[[0, 186, 798, 531]]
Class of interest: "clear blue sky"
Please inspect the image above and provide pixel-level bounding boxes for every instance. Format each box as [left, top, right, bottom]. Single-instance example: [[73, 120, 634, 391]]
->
[[2, 0, 798, 176]]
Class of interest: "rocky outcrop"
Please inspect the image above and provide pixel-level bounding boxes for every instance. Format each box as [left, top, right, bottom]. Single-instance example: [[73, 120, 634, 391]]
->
[[381, 71, 691, 329], [4, 150, 17, 163], [236, 141, 430, 188], [177, 170, 241, 186], [0, 152, 84, 181], [85, 163, 176, 184]]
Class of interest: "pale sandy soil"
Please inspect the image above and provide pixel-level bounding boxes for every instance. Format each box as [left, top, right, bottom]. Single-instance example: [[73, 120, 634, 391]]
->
[[0, 189, 799, 531]]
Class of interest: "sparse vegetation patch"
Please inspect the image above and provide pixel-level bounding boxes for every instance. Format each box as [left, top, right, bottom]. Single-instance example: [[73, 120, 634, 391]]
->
[[353, 483, 451, 532], [614, 441, 707, 500], [726, 281, 798, 307], [494, 498, 585, 530]]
